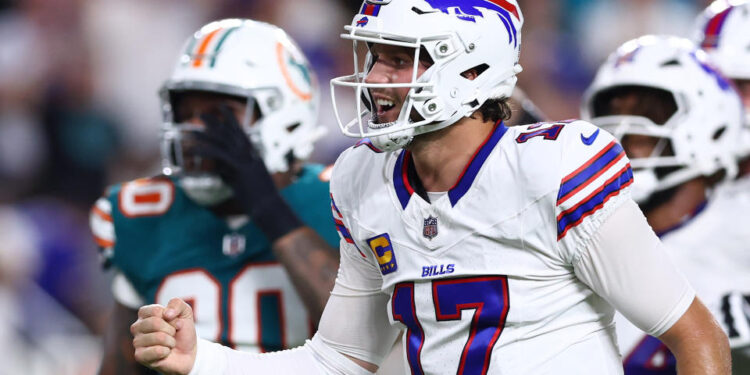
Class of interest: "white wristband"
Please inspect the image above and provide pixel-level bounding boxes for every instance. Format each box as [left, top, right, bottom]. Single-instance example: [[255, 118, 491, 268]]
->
[[188, 337, 227, 375]]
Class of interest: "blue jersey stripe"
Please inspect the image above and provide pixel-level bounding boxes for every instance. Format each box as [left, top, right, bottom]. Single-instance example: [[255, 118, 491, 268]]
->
[[558, 142, 624, 204], [557, 166, 633, 239]]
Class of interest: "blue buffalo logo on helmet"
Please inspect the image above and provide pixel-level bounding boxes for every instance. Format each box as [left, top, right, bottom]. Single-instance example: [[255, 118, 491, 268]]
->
[[424, 0, 519, 46]]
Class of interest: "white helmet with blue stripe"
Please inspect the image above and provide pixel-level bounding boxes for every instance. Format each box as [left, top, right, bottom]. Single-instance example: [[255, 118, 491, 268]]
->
[[582, 35, 744, 203], [694, 0, 750, 159], [694, 0, 750, 80], [330, 0, 523, 151]]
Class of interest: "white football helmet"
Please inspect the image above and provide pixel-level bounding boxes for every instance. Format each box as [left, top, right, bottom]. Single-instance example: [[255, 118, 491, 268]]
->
[[581, 35, 743, 203], [330, 0, 523, 151], [160, 19, 322, 205], [694, 0, 750, 158], [694, 0, 750, 80]]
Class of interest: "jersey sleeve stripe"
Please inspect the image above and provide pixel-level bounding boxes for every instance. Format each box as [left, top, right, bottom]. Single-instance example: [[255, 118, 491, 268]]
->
[[557, 141, 624, 205], [558, 148, 626, 206], [331, 195, 350, 241], [557, 164, 633, 240], [334, 218, 355, 244], [93, 235, 115, 248], [330, 194, 343, 220], [91, 205, 113, 222], [90, 214, 115, 242], [90, 197, 116, 248], [331, 194, 366, 258]]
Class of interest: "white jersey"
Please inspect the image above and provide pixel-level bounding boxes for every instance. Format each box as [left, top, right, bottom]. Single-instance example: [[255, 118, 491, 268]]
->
[[614, 176, 750, 374], [330, 120, 638, 374]]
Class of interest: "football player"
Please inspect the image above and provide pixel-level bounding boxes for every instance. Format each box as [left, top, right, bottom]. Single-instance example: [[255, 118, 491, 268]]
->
[[695, 0, 750, 178], [90, 19, 341, 374], [693, 4, 750, 370], [581, 35, 747, 374], [130, 2, 730, 374]]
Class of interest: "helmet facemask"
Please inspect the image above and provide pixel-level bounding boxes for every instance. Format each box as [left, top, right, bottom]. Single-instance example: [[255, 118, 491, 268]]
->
[[331, 36, 445, 151], [160, 88, 258, 206], [583, 36, 744, 207], [331, 1, 523, 151], [591, 85, 724, 205]]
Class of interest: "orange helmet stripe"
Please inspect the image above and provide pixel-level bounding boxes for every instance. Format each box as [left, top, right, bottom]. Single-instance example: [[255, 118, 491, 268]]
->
[[276, 42, 312, 101], [192, 28, 222, 67]]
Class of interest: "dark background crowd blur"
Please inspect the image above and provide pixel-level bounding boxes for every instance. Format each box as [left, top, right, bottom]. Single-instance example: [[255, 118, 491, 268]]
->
[[0, 0, 715, 373]]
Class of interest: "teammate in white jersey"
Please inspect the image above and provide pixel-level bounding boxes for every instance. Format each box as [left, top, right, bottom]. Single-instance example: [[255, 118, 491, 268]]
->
[[130, 1, 730, 374], [694, 0, 750, 177], [582, 35, 746, 374], [693, 6, 750, 370]]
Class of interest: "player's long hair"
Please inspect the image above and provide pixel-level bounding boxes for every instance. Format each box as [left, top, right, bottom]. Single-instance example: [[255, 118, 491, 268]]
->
[[477, 97, 513, 123]]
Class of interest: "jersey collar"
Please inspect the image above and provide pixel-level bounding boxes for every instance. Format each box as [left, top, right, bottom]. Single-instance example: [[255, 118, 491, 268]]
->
[[393, 121, 509, 209]]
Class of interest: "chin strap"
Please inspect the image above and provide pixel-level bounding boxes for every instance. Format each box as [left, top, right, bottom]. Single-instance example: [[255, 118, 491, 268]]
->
[[369, 126, 415, 151]]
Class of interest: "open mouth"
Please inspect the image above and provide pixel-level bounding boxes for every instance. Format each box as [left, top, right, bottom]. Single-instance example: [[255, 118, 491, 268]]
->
[[373, 96, 399, 122]]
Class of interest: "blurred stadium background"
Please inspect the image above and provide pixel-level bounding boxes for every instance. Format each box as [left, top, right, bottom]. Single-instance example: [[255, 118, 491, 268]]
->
[[0, 0, 714, 373]]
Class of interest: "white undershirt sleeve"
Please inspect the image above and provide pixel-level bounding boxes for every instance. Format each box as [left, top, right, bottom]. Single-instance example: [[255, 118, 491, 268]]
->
[[188, 335, 375, 375], [316, 239, 401, 365], [572, 199, 695, 337]]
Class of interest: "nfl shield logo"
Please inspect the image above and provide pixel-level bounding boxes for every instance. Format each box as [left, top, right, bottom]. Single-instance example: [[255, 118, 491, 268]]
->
[[423, 216, 438, 240], [222, 233, 246, 257]]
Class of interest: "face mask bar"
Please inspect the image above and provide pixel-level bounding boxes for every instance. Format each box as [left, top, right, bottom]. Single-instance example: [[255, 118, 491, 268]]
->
[[591, 114, 703, 193], [590, 86, 693, 166], [330, 27, 454, 139], [159, 89, 258, 177], [161, 123, 206, 177]]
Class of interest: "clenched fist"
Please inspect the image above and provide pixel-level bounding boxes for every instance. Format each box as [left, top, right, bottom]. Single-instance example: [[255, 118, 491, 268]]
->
[[131, 298, 198, 375]]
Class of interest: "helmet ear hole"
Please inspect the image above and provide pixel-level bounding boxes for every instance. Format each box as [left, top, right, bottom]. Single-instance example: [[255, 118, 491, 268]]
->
[[286, 123, 300, 133], [461, 64, 489, 80], [418, 46, 434, 65], [712, 125, 727, 140], [660, 59, 681, 67]]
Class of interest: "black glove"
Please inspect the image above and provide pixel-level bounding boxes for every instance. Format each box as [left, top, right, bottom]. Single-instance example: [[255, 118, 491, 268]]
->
[[191, 104, 302, 242]]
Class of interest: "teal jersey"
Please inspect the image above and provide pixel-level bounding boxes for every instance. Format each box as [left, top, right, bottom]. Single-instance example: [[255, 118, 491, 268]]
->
[[90, 164, 337, 352]]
